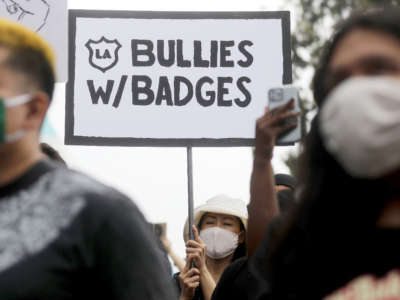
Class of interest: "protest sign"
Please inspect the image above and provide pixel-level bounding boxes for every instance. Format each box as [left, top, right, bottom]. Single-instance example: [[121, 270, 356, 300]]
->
[[0, 0, 68, 82], [66, 10, 292, 146]]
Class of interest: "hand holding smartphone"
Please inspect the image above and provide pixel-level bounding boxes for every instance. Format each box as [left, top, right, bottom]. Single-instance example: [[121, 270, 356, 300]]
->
[[268, 86, 301, 145]]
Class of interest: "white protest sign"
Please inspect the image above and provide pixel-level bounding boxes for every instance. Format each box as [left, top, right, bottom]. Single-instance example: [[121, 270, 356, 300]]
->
[[66, 11, 292, 146], [0, 0, 68, 82]]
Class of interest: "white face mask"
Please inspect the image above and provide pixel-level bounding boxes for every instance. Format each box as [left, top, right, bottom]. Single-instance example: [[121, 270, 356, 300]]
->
[[320, 76, 400, 178], [0, 94, 31, 144], [200, 227, 239, 259]]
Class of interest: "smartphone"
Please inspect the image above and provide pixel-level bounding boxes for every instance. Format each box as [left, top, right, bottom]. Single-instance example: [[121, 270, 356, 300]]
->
[[152, 223, 167, 238], [268, 86, 301, 145]]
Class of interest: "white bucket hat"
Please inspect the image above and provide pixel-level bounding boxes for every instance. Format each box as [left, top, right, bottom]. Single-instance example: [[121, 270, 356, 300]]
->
[[183, 194, 248, 242]]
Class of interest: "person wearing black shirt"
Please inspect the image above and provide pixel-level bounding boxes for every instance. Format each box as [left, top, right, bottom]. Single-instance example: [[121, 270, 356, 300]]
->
[[0, 19, 176, 300], [211, 187, 297, 300], [175, 195, 248, 300]]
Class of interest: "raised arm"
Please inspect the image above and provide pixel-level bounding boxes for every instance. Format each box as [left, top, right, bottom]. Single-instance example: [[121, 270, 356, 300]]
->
[[247, 99, 299, 257]]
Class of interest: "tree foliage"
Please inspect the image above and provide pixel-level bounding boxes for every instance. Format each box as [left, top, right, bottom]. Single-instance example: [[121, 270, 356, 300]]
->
[[291, 0, 400, 74], [283, 0, 400, 176]]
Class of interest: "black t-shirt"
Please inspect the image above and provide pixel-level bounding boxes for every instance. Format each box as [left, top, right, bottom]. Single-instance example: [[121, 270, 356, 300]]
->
[[0, 160, 176, 300], [249, 216, 294, 300], [210, 217, 288, 300], [211, 257, 252, 300], [252, 219, 400, 300]]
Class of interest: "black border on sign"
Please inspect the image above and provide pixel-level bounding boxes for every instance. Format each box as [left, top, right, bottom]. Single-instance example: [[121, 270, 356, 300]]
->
[[65, 10, 292, 147]]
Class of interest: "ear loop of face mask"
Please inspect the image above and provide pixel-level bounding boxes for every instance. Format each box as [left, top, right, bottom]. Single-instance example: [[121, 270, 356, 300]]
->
[[0, 94, 32, 144]]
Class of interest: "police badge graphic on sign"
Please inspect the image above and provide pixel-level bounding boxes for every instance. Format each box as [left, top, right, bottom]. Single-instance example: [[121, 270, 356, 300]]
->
[[85, 36, 122, 73]]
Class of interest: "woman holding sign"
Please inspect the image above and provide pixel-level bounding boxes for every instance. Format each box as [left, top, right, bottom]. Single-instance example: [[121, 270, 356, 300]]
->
[[174, 195, 248, 300]]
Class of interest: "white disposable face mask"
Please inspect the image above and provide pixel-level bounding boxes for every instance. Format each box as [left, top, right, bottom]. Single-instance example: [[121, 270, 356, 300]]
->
[[320, 76, 400, 178], [200, 227, 239, 259], [0, 94, 31, 144]]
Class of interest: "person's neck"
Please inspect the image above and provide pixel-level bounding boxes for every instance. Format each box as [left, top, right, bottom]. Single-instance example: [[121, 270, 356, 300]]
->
[[0, 142, 43, 187], [206, 254, 234, 283]]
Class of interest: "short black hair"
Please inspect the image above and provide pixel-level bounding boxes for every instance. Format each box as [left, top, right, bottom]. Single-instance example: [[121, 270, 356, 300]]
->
[[0, 19, 56, 100], [313, 6, 400, 106], [4, 47, 55, 100], [232, 219, 247, 261], [40, 142, 66, 165]]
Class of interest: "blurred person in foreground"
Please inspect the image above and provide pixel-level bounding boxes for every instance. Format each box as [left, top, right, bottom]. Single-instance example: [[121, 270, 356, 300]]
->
[[175, 195, 247, 300], [252, 7, 400, 300], [0, 19, 176, 300]]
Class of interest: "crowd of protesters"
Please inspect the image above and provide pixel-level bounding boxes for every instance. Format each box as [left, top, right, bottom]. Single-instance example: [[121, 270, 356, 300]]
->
[[1, 3, 400, 300]]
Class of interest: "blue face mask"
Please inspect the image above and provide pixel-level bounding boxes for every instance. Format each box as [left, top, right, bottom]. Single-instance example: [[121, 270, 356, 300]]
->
[[0, 94, 31, 144]]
